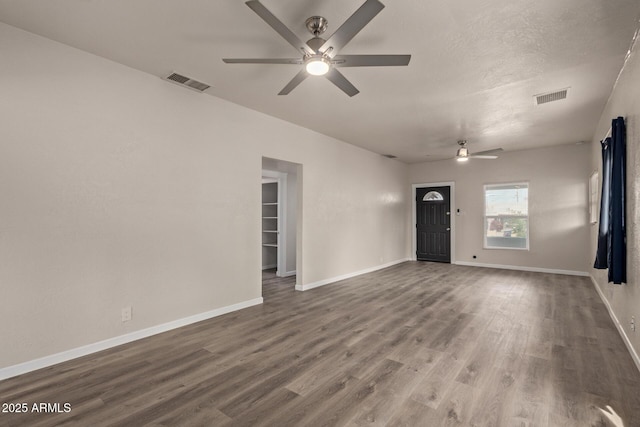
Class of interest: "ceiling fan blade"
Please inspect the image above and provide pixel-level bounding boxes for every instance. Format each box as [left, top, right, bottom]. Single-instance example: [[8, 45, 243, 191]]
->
[[245, 1, 315, 56], [278, 69, 309, 95], [223, 58, 303, 64], [469, 155, 499, 159], [472, 148, 503, 156], [325, 68, 360, 97], [332, 54, 411, 67], [319, 0, 385, 58]]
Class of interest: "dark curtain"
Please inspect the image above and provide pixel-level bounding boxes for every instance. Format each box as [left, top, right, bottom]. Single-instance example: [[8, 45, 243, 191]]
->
[[593, 116, 626, 284]]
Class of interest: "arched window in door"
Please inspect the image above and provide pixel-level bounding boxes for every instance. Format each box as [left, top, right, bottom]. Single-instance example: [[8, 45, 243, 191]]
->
[[423, 191, 444, 201]]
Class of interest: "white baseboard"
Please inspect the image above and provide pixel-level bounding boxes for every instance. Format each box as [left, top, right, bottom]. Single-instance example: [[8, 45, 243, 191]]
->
[[295, 258, 410, 291], [453, 260, 589, 277], [0, 297, 264, 381], [280, 270, 296, 277], [590, 275, 640, 374], [262, 264, 277, 270]]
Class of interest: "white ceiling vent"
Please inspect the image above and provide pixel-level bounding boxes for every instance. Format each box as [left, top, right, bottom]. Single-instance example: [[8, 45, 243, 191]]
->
[[534, 88, 569, 105], [164, 72, 211, 92]]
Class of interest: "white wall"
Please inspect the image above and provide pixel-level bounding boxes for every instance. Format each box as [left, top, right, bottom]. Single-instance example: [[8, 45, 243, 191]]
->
[[408, 143, 591, 273], [0, 23, 409, 370], [589, 32, 640, 363], [260, 138, 409, 287]]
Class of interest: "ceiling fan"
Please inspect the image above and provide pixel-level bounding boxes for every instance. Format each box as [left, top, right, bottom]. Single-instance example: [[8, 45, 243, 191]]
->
[[222, 0, 411, 97], [455, 140, 503, 162]]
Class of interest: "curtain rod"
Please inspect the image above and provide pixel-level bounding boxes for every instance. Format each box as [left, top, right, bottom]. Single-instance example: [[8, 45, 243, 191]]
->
[[601, 127, 612, 141]]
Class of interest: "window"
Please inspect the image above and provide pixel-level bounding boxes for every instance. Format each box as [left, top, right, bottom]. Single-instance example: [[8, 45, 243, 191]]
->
[[484, 183, 529, 250], [423, 191, 444, 201], [589, 171, 599, 224]]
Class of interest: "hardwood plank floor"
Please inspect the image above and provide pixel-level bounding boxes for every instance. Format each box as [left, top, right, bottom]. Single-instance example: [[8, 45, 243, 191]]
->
[[1, 262, 639, 426]]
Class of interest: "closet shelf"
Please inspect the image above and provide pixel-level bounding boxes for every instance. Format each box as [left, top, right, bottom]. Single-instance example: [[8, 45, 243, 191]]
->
[[262, 243, 278, 248]]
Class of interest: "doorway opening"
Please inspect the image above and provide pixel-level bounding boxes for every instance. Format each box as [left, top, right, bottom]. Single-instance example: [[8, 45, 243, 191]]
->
[[262, 157, 301, 294]]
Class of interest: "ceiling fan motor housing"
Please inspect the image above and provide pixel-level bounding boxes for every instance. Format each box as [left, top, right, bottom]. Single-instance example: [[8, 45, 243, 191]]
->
[[306, 37, 326, 53]]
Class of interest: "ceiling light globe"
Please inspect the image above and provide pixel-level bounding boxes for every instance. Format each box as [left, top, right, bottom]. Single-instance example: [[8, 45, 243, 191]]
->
[[456, 156, 469, 162], [305, 57, 330, 76], [456, 147, 469, 158]]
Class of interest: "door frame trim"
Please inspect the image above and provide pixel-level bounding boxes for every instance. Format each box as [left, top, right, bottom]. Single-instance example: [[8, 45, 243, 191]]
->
[[411, 181, 456, 263]]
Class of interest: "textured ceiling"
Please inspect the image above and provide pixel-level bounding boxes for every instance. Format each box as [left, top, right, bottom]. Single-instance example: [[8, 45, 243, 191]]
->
[[1, 0, 639, 163]]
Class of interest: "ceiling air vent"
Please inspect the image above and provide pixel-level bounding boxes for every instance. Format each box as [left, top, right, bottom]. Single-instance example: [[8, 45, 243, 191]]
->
[[534, 88, 569, 105], [164, 72, 211, 93]]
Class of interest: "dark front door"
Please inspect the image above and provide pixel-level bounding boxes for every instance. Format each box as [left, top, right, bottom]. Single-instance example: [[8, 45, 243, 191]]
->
[[416, 186, 451, 262]]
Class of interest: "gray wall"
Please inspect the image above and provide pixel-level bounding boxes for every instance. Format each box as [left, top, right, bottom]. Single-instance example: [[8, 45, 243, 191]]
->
[[0, 23, 409, 370], [589, 33, 640, 363], [409, 143, 591, 273]]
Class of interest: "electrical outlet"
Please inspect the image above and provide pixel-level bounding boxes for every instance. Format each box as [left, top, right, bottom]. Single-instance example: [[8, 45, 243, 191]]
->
[[121, 306, 132, 322]]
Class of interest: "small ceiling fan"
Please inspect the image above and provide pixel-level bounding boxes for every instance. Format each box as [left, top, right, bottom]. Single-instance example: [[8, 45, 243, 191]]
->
[[222, 0, 411, 97], [455, 140, 503, 162]]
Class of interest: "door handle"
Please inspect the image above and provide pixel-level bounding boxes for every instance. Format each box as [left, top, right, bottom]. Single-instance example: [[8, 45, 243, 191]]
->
[[446, 227, 451, 231]]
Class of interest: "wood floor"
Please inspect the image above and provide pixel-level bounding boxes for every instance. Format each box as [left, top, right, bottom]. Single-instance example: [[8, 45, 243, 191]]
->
[[1, 262, 639, 426]]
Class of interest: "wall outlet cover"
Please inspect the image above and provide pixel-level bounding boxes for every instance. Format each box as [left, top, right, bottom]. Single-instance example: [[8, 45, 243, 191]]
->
[[121, 306, 132, 322]]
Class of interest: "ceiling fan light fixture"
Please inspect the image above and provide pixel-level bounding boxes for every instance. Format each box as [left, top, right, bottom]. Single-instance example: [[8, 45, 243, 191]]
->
[[305, 56, 330, 76], [456, 146, 469, 159]]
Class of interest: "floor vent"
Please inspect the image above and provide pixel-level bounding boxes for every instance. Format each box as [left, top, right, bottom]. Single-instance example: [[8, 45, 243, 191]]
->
[[534, 88, 569, 105], [164, 72, 211, 92]]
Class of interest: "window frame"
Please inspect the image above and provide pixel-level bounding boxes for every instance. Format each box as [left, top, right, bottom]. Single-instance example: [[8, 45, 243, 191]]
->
[[589, 171, 599, 224], [483, 182, 530, 251]]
